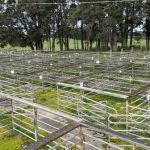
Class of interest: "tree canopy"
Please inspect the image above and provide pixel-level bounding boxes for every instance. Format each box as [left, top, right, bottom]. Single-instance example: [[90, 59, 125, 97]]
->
[[0, 0, 150, 51]]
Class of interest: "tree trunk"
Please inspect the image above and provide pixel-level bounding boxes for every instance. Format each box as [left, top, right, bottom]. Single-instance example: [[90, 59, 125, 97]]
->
[[35, 38, 43, 51], [97, 39, 100, 49], [77, 38, 79, 50], [66, 37, 69, 50], [121, 18, 129, 50], [110, 27, 117, 52], [52, 37, 55, 51], [90, 39, 92, 50], [29, 43, 34, 51], [52, 22, 55, 51], [74, 37, 76, 50], [122, 29, 129, 51], [59, 38, 63, 51], [63, 37, 69, 51], [130, 26, 133, 50], [122, 37, 128, 50], [146, 36, 150, 50], [48, 37, 51, 51], [81, 20, 84, 50]]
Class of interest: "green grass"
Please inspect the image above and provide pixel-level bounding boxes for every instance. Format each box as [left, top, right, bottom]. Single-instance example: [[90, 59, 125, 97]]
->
[[2, 44, 30, 51], [0, 113, 30, 150], [90, 94, 126, 114], [35, 88, 58, 109], [0, 38, 147, 51], [0, 131, 26, 150], [0, 136, 23, 150], [34, 87, 139, 115]]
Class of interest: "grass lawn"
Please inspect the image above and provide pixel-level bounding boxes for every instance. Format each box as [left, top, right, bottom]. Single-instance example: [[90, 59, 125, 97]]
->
[[0, 39, 147, 51], [0, 132, 26, 150], [35, 87, 126, 114], [35, 88, 58, 109]]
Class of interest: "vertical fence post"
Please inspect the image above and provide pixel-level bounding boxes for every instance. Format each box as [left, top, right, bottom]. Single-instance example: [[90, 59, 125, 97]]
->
[[57, 85, 60, 110], [106, 107, 110, 142], [79, 125, 85, 150], [132, 145, 136, 150], [126, 99, 129, 134], [78, 87, 84, 118], [33, 108, 38, 141], [147, 90, 150, 111], [110, 49, 112, 57], [131, 62, 134, 78], [11, 99, 14, 131], [32, 84, 38, 141]]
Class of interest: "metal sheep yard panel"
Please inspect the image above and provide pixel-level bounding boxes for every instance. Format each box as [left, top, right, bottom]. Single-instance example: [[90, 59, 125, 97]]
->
[[0, 92, 150, 150], [0, 51, 149, 95], [0, 51, 150, 149], [57, 82, 150, 141]]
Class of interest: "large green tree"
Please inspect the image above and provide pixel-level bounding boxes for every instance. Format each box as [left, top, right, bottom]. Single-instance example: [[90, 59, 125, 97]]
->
[[144, 0, 150, 50], [0, 0, 59, 50], [0, 0, 146, 51]]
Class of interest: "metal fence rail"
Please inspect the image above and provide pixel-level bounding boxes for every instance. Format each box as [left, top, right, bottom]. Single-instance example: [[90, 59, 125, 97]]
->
[[57, 83, 150, 142], [1, 92, 150, 150], [0, 51, 150, 149], [0, 96, 12, 136], [22, 121, 150, 150]]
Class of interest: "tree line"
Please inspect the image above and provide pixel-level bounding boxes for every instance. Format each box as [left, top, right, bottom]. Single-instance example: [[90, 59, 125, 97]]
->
[[0, 0, 150, 51]]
